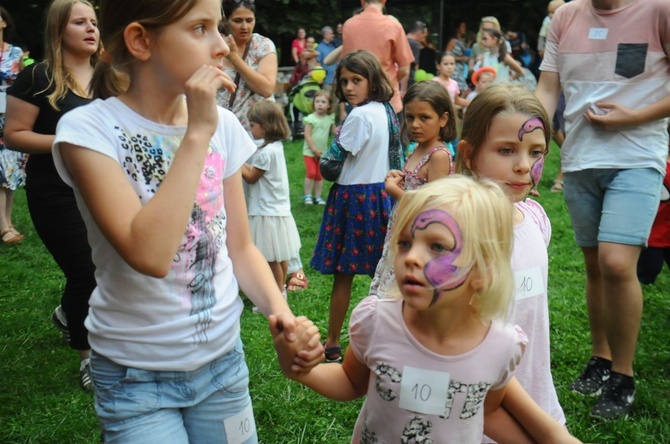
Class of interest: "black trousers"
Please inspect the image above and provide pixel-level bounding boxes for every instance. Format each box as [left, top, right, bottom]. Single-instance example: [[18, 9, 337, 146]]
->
[[26, 174, 96, 351], [637, 246, 670, 285]]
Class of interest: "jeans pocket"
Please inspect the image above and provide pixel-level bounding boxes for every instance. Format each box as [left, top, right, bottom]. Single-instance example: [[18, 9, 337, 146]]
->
[[615, 43, 647, 79]]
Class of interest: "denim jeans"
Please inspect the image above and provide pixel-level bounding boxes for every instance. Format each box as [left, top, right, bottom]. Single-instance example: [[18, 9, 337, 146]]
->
[[91, 338, 257, 444]]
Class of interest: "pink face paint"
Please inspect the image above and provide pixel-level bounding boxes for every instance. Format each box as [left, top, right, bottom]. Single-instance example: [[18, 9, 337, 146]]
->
[[411, 209, 468, 305], [517, 117, 544, 141], [531, 157, 544, 189]]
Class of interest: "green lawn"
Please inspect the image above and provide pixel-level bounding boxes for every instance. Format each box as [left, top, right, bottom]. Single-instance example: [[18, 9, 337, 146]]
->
[[1, 140, 668, 443]]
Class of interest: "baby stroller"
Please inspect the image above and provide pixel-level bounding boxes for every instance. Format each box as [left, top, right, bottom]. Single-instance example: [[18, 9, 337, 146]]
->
[[286, 66, 327, 139]]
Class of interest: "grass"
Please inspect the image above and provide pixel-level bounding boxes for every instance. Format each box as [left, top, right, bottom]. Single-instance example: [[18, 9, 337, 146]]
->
[[1, 139, 668, 443]]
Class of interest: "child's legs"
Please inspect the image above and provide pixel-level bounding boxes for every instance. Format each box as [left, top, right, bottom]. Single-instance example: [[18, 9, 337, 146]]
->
[[303, 155, 320, 196], [314, 179, 324, 198], [326, 273, 354, 347], [637, 247, 665, 285], [268, 260, 288, 291]]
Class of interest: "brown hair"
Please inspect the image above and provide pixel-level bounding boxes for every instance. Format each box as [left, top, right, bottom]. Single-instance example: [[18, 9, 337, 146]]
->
[[90, 0, 199, 98], [401, 80, 457, 145], [42, 0, 100, 110], [333, 50, 393, 104], [456, 83, 551, 176], [247, 101, 290, 142]]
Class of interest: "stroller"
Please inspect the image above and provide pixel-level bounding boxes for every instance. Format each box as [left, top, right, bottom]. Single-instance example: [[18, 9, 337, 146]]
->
[[286, 66, 327, 139]]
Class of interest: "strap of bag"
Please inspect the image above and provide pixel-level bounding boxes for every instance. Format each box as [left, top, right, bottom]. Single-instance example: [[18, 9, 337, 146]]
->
[[228, 42, 251, 108]]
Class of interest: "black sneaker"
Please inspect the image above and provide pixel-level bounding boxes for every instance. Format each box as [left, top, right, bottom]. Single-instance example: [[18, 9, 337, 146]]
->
[[570, 356, 611, 396], [51, 305, 71, 345], [590, 372, 635, 420]]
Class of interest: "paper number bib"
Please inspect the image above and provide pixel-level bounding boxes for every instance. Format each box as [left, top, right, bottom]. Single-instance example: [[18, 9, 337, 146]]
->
[[399, 366, 451, 416]]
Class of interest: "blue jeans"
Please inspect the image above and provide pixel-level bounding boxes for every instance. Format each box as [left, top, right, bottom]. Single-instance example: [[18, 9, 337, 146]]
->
[[91, 339, 257, 444], [563, 168, 663, 247]]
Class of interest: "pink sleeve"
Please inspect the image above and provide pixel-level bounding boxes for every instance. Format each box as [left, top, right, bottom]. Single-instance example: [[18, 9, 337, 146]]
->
[[348, 295, 379, 365], [491, 324, 528, 391], [522, 199, 552, 247]]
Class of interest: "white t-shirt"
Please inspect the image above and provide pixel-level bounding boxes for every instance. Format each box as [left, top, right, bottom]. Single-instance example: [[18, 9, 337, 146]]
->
[[540, 0, 670, 174], [337, 101, 390, 185], [511, 200, 565, 424], [247, 141, 292, 216], [53, 97, 256, 371], [349, 296, 527, 444]]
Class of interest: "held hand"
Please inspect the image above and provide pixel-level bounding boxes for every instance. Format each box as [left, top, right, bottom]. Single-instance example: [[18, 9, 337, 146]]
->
[[224, 34, 239, 57], [269, 315, 323, 377], [385, 169, 405, 189], [583, 102, 640, 131], [185, 66, 235, 136]]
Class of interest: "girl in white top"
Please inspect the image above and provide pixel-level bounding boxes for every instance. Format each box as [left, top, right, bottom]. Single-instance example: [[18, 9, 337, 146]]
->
[[243, 101, 301, 293], [456, 83, 567, 438], [272, 176, 579, 443], [52, 0, 320, 441], [311, 50, 403, 362]]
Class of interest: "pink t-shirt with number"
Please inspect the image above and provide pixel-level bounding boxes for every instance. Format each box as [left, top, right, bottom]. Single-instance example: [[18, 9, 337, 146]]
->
[[348, 296, 527, 443]]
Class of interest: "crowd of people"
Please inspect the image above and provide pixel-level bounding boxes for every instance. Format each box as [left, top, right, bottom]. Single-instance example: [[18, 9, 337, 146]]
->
[[1, 0, 669, 442]]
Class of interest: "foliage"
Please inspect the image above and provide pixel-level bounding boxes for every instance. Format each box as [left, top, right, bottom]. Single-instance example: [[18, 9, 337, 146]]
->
[[0, 140, 669, 442]]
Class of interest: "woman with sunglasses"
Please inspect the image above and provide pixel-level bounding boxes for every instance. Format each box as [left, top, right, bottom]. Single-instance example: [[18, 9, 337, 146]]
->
[[217, 0, 277, 133]]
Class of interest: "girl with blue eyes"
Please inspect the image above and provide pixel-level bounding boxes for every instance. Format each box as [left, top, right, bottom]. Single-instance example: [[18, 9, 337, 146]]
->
[[272, 176, 579, 443], [456, 83, 568, 439]]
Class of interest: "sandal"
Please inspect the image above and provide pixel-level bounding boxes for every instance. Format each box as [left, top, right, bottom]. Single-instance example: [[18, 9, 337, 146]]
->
[[322, 341, 343, 363], [551, 179, 564, 193], [529, 189, 541, 198], [1, 228, 25, 245], [287, 271, 308, 291]]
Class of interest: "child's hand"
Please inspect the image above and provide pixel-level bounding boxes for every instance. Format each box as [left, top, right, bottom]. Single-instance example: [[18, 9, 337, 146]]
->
[[269, 315, 323, 378], [185, 65, 235, 138], [385, 170, 405, 197]]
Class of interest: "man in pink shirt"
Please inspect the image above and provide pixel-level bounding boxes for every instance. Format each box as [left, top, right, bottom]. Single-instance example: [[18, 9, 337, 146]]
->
[[341, 0, 414, 113]]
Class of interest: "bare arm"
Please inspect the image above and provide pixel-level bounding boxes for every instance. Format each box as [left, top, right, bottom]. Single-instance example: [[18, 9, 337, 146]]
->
[[397, 64, 410, 83], [585, 93, 670, 131], [535, 71, 561, 122], [241, 163, 264, 184], [303, 124, 321, 157], [425, 150, 453, 182], [503, 54, 525, 78], [225, 35, 277, 98], [385, 170, 405, 200], [483, 384, 535, 444], [324, 46, 343, 66], [4, 97, 55, 154]]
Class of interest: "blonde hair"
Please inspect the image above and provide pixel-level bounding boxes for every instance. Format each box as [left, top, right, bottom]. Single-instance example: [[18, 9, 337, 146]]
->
[[91, 0, 199, 98], [390, 175, 515, 322], [247, 101, 290, 142], [476, 16, 502, 46], [312, 90, 333, 114], [42, 0, 99, 110], [456, 83, 550, 177]]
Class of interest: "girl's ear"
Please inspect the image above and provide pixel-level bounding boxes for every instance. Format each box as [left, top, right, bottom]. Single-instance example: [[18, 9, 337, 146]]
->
[[458, 140, 474, 169], [439, 111, 449, 128], [124, 22, 153, 62]]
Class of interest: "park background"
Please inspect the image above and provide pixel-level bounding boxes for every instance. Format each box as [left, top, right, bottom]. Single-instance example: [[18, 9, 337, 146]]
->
[[1, 138, 669, 442]]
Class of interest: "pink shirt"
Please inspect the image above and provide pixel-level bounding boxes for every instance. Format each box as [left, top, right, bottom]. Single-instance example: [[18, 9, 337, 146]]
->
[[433, 76, 460, 104], [342, 7, 415, 112], [349, 296, 527, 443]]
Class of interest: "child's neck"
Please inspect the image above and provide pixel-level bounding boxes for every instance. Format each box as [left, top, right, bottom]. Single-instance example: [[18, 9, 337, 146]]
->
[[315, 110, 328, 117], [403, 302, 489, 355], [438, 73, 451, 82], [414, 137, 443, 153], [119, 84, 188, 126]]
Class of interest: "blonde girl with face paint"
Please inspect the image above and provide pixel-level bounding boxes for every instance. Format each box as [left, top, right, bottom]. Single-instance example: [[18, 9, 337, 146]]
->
[[456, 83, 568, 439], [271, 176, 581, 444]]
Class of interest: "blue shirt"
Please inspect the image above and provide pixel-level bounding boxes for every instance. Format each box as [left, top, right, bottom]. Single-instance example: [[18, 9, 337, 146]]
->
[[315, 40, 339, 85]]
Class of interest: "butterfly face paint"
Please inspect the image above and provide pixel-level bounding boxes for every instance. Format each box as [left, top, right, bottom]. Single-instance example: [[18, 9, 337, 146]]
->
[[410, 209, 469, 305], [518, 117, 546, 191]]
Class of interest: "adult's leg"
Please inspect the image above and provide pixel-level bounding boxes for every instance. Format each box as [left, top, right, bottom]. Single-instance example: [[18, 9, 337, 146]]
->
[[0, 187, 12, 230], [326, 272, 354, 348], [598, 242, 643, 377]]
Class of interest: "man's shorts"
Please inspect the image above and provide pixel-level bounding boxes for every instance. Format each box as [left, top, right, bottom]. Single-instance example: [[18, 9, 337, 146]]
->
[[563, 168, 663, 247]]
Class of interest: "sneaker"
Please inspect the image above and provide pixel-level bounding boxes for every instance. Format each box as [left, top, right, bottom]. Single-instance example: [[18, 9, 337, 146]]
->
[[314, 197, 326, 205], [590, 372, 635, 420], [51, 305, 71, 345], [570, 356, 611, 396], [302, 195, 313, 205], [80, 358, 93, 392]]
